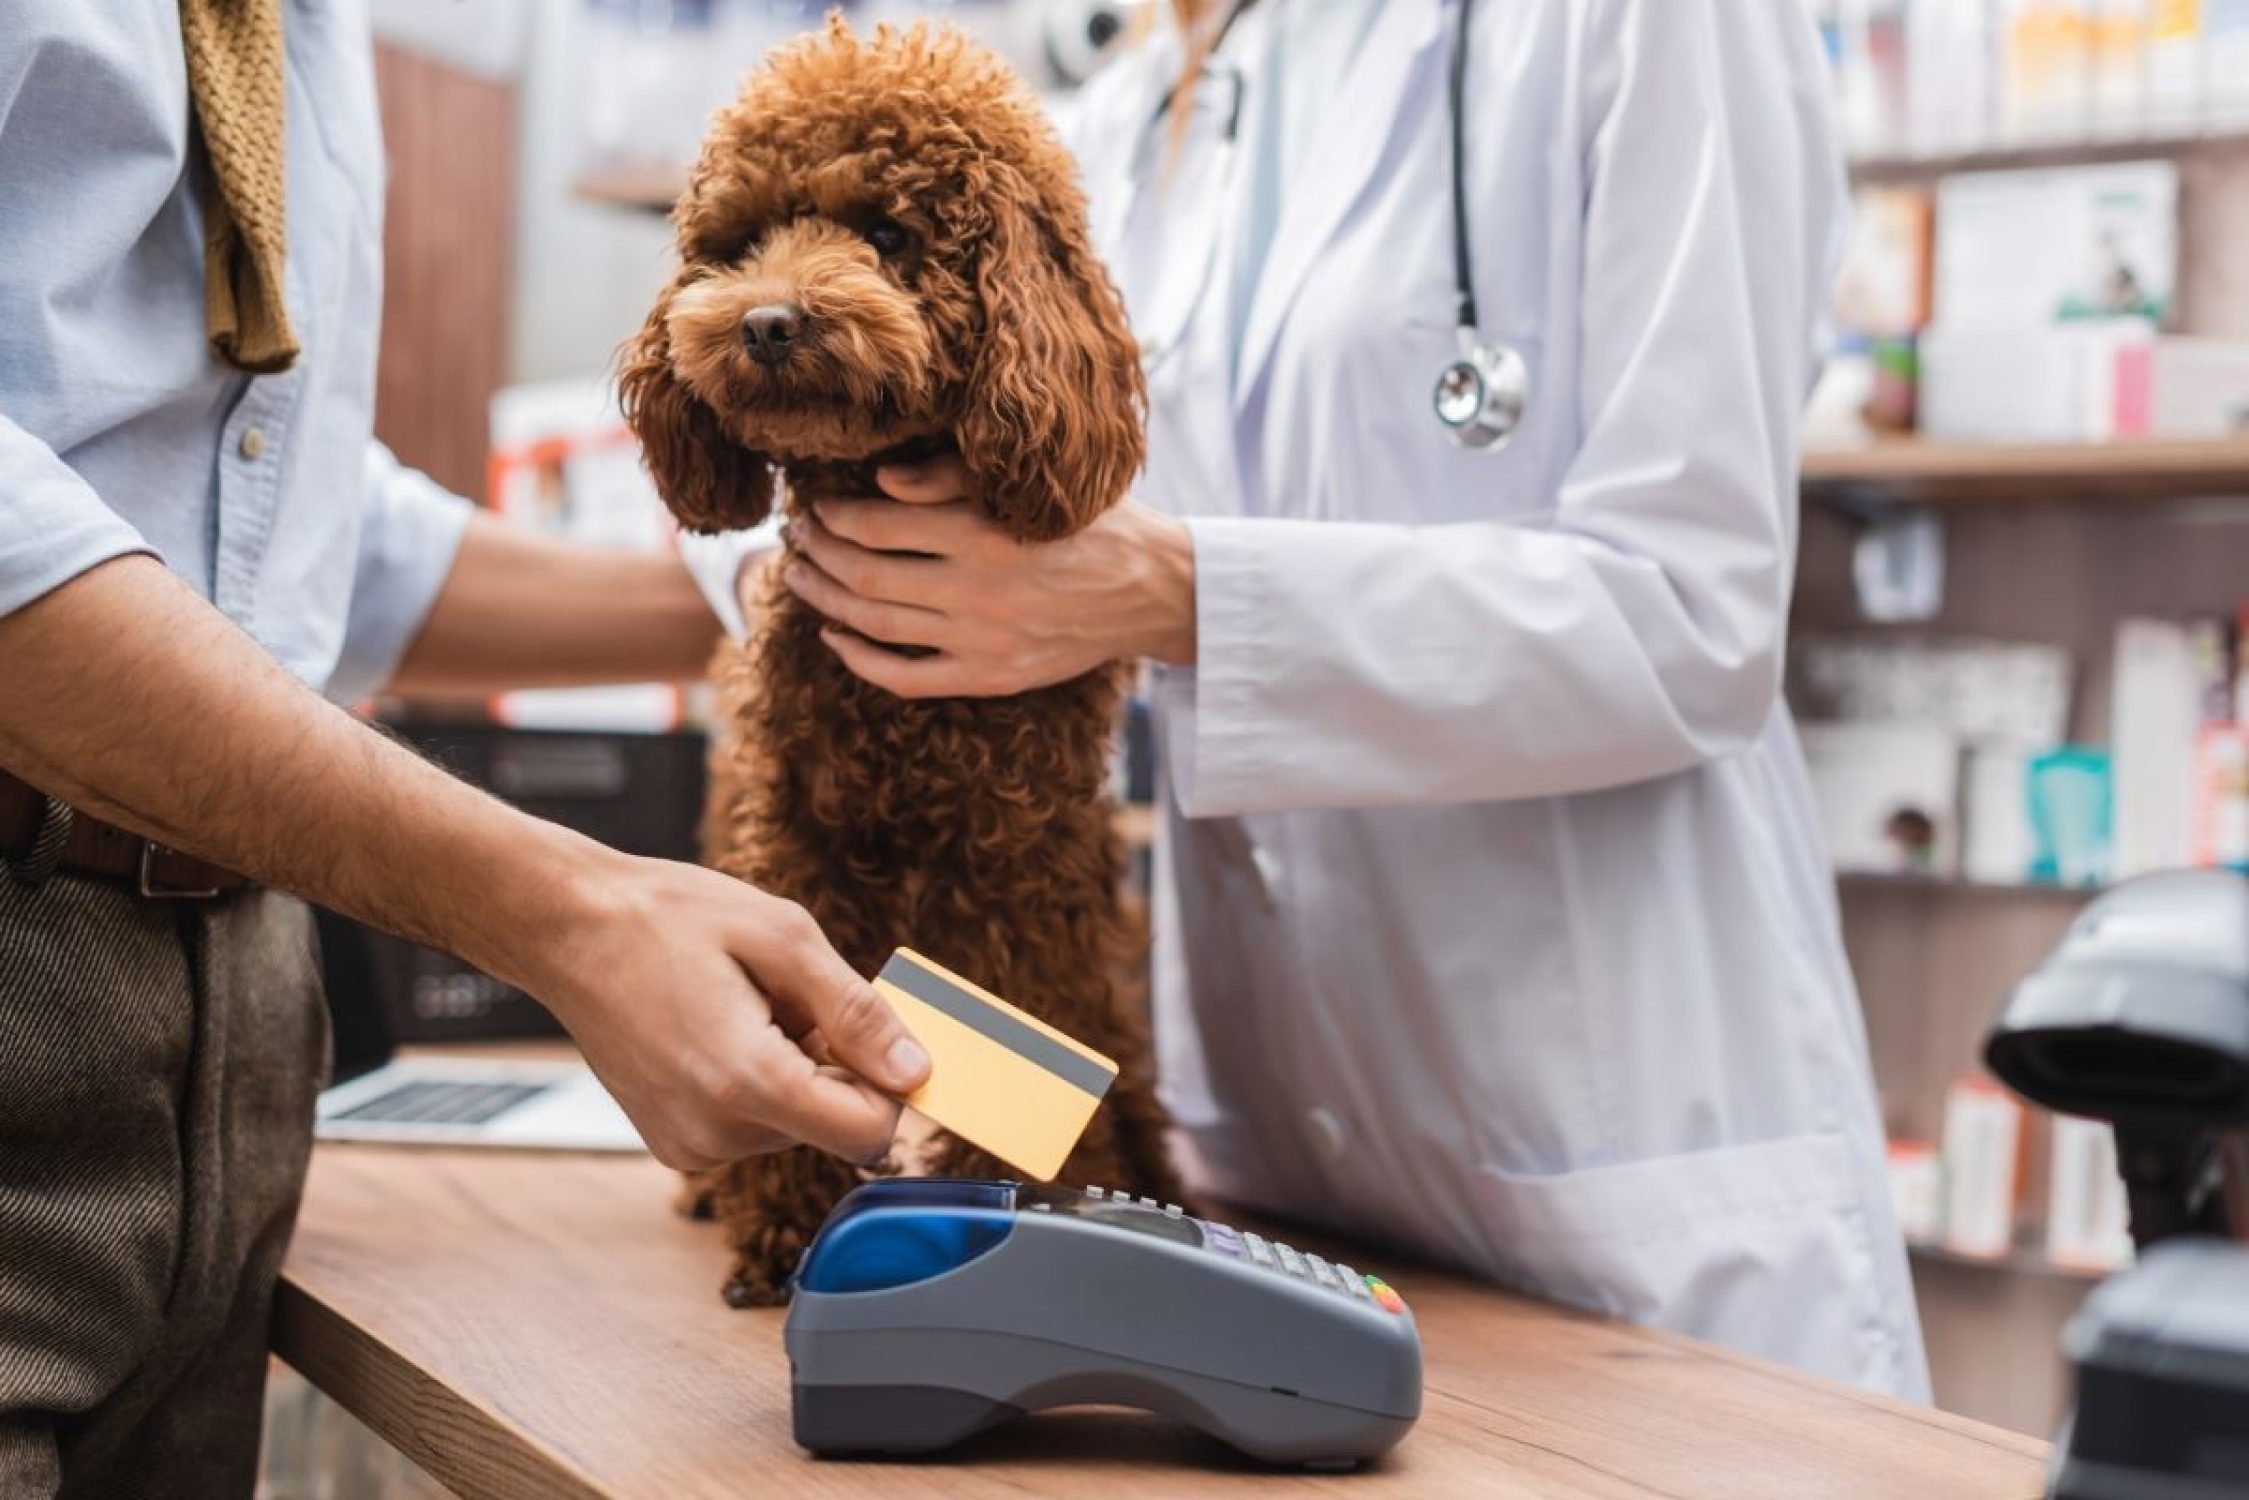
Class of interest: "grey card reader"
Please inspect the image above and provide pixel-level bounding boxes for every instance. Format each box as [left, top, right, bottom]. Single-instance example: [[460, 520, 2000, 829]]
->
[[784, 1179, 1422, 1467]]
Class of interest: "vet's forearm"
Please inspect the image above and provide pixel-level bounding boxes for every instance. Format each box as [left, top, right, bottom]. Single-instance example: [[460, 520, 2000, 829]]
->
[[0, 555, 613, 973], [389, 511, 722, 698]]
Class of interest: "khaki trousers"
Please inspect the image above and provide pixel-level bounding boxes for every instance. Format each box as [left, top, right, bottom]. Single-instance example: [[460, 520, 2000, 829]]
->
[[0, 868, 325, 1499]]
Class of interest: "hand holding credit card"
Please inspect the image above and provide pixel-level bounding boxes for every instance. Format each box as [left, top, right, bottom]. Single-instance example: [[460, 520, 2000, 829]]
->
[[873, 949, 1117, 1180]]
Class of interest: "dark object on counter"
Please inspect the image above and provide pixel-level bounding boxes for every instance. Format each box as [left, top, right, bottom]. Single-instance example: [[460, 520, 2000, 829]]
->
[[317, 726, 706, 1042], [1986, 869, 2249, 1249], [2051, 1241, 2249, 1500], [1983, 869, 2249, 1499], [787, 1179, 1421, 1469]]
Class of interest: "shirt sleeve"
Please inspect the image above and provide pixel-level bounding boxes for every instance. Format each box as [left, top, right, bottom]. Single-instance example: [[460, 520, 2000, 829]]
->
[[1162, 0, 1843, 818], [0, 413, 159, 621], [329, 441, 475, 703]]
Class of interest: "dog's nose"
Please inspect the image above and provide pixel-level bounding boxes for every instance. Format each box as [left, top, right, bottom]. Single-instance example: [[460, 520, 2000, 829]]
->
[[740, 304, 807, 367]]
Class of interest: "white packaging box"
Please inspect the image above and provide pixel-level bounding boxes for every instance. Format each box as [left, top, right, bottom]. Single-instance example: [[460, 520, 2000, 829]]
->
[[1793, 637, 2076, 745], [2112, 616, 2204, 877], [1799, 721, 1961, 875], [2047, 1116, 2134, 1271], [2146, 0, 2205, 129], [1963, 745, 2038, 885], [2207, 0, 2249, 122], [1919, 320, 2156, 442], [2150, 337, 2249, 437], [2093, 0, 2154, 133], [1941, 1080, 2025, 1260], [1838, 0, 1912, 158], [2000, 0, 2099, 142], [1907, 0, 1997, 155], [1888, 1141, 1944, 1244], [1934, 161, 2179, 327]]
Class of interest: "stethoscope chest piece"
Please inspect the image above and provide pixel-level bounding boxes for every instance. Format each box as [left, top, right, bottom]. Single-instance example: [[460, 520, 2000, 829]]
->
[[1434, 327, 1527, 452]]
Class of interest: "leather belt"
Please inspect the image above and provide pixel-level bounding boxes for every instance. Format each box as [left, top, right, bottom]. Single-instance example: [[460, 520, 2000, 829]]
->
[[0, 771, 250, 899]]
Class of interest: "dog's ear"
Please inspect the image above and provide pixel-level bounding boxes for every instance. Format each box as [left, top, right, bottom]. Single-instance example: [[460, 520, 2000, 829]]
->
[[957, 180, 1146, 544], [618, 285, 775, 534]]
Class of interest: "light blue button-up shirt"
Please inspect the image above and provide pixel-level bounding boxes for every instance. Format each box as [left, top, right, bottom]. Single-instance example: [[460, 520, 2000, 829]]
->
[[0, 2, 472, 703]]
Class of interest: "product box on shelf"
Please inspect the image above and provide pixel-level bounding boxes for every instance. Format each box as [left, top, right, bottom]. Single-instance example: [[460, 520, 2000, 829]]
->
[[1941, 1079, 2027, 1260]]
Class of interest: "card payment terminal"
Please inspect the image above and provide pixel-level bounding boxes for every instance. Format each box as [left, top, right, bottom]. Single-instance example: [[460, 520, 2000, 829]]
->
[[785, 1179, 1422, 1467]]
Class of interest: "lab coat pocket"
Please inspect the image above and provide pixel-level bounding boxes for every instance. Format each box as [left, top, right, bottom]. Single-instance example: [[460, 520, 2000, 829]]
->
[[1470, 1133, 1901, 1392]]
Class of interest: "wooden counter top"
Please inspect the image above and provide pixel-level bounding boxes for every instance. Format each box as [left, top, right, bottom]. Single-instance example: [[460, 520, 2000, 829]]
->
[[275, 1143, 2048, 1498]]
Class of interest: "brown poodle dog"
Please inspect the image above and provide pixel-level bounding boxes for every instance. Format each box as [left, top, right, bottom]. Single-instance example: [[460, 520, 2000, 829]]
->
[[619, 18, 1183, 1307]]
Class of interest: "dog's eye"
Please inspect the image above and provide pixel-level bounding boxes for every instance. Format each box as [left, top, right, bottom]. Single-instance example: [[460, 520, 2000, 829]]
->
[[864, 219, 909, 258]]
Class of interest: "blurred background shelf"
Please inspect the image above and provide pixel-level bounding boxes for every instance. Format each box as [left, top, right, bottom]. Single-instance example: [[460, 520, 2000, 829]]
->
[[1906, 1241, 2110, 1283], [573, 166, 686, 215], [1801, 436, 2249, 503], [1836, 871, 2102, 901], [1849, 129, 2249, 184]]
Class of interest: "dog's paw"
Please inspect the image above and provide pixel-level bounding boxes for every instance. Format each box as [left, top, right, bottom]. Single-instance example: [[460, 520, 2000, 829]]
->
[[721, 1267, 792, 1309]]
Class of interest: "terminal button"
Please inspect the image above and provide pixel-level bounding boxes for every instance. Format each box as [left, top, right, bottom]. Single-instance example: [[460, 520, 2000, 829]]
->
[[1365, 1276, 1407, 1314]]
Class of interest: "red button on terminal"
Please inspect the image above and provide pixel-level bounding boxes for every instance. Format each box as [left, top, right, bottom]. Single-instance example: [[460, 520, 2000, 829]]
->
[[1365, 1276, 1406, 1314]]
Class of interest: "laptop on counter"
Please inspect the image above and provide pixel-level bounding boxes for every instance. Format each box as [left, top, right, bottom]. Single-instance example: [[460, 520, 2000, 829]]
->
[[314, 907, 643, 1154]]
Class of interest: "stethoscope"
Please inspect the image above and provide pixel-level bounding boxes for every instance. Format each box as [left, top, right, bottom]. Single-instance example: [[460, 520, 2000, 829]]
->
[[1112, 0, 1528, 453]]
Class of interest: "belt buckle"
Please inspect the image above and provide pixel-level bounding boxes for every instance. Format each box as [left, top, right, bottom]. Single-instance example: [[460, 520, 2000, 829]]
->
[[138, 843, 220, 900]]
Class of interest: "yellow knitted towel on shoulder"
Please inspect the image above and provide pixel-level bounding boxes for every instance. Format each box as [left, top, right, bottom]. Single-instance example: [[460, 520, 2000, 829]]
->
[[179, 0, 299, 373]]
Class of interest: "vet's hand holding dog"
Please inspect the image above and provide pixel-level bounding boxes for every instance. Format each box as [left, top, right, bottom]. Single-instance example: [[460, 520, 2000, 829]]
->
[[786, 455, 1196, 698]]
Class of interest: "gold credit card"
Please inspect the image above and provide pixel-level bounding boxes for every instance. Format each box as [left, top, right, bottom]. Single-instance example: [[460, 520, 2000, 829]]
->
[[875, 948, 1116, 1181]]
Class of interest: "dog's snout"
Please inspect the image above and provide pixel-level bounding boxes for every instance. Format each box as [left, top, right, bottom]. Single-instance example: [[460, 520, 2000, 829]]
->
[[740, 304, 807, 367]]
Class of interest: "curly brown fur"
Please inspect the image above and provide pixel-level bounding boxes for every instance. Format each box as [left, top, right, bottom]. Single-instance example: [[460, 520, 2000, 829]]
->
[[622, 17, 1180, 1307]]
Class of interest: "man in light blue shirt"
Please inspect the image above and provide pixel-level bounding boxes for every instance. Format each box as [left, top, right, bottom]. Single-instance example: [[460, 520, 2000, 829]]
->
[[0, 9, 928, 1493]]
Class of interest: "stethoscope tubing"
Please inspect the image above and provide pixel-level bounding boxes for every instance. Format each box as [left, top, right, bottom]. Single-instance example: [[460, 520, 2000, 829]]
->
[[1115, 0, 1527, 448]]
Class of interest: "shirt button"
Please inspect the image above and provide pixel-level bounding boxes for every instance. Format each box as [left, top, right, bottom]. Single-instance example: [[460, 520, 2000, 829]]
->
[[238, 427, 268, 461], [1305, 1105, 1347, 1164]]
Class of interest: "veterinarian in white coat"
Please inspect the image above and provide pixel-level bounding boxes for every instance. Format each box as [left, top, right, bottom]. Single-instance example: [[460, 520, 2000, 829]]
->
[[785, 0, 1930, 1399]]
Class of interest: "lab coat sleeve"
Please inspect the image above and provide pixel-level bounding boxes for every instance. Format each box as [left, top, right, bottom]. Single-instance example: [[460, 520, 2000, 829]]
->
[[329, 441, 475, 704], [677, 519, 783, 641], [1163, 0, 1837, 818]]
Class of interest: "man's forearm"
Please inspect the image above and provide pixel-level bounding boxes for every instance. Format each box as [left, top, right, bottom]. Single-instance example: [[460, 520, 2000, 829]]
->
[[0, 555, 603, 980], [0, 553, 933, 1169], [388, 512, 722, 698]]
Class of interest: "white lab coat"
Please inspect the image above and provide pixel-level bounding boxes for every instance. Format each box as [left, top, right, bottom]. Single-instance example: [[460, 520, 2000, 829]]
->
[[1069, 0, 1931, 1397]]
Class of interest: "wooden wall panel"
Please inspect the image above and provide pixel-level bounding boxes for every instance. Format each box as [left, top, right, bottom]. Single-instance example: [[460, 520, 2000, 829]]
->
[[371, 43, 516, 503]]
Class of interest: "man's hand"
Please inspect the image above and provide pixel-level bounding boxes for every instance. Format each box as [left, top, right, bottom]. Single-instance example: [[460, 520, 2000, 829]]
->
[[507, 850, 930, 1171], [784, 456, 1198, 699], [0, 556, 927, 1173]]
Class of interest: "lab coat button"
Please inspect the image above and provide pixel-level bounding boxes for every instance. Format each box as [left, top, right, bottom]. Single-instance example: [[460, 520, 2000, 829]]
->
[[1305, 1105, 1347, 1164]]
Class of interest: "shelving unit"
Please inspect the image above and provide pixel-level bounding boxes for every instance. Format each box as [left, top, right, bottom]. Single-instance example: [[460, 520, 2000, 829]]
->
[[1835, 870, 2098, 902], [1906, 1241, 2110, 1283], [574, 166, 685, 215], [1802, 437, 2249, 505], [1848, 128, 2249, 184], [1804, 111, 2247, 1425]]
